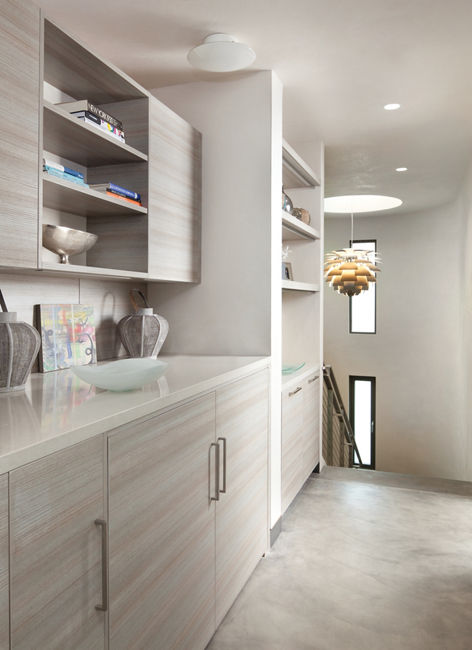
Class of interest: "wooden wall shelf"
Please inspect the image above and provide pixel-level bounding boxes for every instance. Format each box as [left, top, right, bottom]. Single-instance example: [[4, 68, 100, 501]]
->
[[41, 261, 148, 280], [43, 174, 147, 218], [43, 102, 148, 166]]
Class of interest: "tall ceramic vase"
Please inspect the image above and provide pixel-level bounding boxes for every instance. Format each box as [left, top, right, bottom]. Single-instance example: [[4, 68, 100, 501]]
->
[[0, 312, 41, 392], [118, 290, 169, 359]]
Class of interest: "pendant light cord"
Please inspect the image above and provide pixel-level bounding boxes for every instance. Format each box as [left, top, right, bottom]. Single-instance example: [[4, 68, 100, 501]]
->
[[351, 212, 354, 245]]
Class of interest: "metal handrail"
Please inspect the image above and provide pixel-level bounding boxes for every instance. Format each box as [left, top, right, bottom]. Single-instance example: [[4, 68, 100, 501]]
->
[[323, 364, 363, 466]]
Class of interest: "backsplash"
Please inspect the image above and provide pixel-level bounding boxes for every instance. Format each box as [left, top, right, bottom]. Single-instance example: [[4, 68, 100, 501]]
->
[[0, 272, 145, 371]]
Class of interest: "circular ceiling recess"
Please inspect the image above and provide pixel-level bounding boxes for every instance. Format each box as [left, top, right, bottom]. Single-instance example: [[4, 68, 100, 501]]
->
[[187, 34, 256, 72], [324, 195, 403, 214]]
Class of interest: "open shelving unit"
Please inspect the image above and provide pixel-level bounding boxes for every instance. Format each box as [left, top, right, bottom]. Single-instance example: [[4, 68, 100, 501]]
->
[[281, 139, 323, 374], [40, 17, 150, 277]]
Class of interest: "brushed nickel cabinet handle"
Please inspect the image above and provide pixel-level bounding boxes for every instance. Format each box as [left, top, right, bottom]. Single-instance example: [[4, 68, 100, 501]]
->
[[210, 442, 220, 501], [308, 376, 319, 384], [289, 386, 302, 397], [95, 519, 108, 612], [217, 437, 227, 494]]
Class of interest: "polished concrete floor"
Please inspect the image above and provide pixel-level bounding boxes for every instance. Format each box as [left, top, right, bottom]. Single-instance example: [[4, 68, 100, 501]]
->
[[208, 467, 472, 650]]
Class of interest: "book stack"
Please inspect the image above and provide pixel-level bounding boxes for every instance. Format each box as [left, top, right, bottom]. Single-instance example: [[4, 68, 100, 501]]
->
[[89, 182, 141, 206], [57, 100, 125, 143], [43, 158, 88, 187]]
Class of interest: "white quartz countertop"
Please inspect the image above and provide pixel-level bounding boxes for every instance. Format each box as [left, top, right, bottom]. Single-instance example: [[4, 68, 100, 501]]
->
[[0, 355, 270, 474]]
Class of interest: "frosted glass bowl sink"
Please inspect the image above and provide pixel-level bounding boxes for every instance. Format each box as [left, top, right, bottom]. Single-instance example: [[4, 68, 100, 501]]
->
[[72, 358, 168, 391]]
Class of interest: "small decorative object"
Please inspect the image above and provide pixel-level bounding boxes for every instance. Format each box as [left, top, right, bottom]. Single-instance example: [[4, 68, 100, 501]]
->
[[0, 290, 40, 392], [38, 304, 96, 372], [325, 212, 380, 297], [282, 262, 293, 280], [42, 224, 98, 264], [292, 207, 311, 225], [72, 358, 168, 392], [118, 289, 169, 358], [282, 186, 293, 213]]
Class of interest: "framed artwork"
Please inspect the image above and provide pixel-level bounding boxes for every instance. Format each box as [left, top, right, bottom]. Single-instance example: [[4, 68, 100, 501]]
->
[[282, 262, 293, 280], [37, 304, 96, 372]]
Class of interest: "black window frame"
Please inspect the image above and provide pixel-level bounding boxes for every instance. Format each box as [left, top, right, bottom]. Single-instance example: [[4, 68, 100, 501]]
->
[[349, 239, 377, 335], [349, 375, 376, 469]]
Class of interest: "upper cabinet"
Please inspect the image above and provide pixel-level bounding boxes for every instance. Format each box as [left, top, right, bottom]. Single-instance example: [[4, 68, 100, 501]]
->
[[148, 97, 202, 282], [0, 0, 40, 269], [0, 9, 202, 282]]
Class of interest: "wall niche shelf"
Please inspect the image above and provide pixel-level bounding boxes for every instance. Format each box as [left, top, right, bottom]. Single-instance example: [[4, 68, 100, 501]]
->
[[43, 102, 148, 166], [281, 280, 319, 293], [281, 210, 320, 241], [43, 174, 148, 218], [282, 139, 320, 189]]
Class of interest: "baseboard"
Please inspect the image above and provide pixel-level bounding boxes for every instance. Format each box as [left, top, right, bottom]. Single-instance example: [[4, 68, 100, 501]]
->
[[270, 517, 282, 546]]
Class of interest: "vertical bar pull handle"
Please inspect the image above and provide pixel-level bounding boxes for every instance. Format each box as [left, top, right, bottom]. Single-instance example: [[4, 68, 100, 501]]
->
[[217, 437, 227, 494], [95, 519, 108, 611], [210, 442, 220, 501]]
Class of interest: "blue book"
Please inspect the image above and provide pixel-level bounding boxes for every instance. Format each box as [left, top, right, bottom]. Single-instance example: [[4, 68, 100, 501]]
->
[[42, 158, 84, 180], [44, 166, 89, 187], [108, 182, 140, 202]]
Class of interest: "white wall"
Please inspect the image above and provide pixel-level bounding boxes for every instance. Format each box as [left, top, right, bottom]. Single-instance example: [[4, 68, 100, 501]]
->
[[147, 72, 284, 527], [324, 201, 466, 480]]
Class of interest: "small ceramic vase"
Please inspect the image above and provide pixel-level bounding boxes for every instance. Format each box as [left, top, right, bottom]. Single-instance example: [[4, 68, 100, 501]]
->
[[0, 312, 41, 392], [282, 187, 293, 213], [292, 207, 311, 224], [118, 290, 169, 358]]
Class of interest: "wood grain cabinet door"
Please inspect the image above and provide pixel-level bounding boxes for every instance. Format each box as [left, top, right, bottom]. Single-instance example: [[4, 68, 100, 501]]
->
[[10, 436, 106, 650], [108, 394, 216, 650], [281, 380, 305, 514], [0, 474, 8, 650], [148, 96, 202, 282], [215, 370, 269, 627], [302, 373, 320, 479], [0, 0, 39, 268]]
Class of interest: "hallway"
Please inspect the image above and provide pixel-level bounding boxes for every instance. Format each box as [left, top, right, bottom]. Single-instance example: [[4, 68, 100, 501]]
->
[[208, 468, 472, 650]]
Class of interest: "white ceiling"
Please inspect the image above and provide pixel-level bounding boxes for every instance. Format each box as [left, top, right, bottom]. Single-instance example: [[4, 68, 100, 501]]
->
[[38, 0, 472, 215]]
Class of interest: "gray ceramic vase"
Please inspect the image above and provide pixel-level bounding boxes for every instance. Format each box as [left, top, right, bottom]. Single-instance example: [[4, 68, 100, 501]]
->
[[118, 308, 169, 359], [0, 313, 41, 392]]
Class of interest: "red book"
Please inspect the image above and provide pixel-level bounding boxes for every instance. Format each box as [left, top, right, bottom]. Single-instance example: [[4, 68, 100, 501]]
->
[[106, 190, 142, 206]]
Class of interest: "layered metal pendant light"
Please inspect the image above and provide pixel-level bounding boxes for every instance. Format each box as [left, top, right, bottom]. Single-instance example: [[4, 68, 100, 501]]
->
[[324, 213, 381, 297]]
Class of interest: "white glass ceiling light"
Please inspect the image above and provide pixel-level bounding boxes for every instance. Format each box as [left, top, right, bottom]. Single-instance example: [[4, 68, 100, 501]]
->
[[187, 34, 256, 72], [384, 103, 401, 110]]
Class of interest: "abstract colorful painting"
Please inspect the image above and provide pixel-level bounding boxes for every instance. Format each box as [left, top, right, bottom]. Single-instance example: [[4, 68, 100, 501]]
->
[[38, 304, 96, 372]]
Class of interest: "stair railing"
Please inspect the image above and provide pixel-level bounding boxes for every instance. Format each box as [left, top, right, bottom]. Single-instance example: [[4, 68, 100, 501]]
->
[[323, 364, 363, 468]]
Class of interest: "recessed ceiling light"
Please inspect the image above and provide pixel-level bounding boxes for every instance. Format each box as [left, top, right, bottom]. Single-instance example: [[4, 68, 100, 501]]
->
[[187, 33, 256, 72], [324, 195, 403, 214], [384, 103, 401, 110], [396, 167, 408, 172]]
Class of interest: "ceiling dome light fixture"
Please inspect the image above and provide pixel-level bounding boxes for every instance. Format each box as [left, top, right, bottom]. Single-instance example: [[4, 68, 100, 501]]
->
[[187, 33, 256, 72], [384, 103, 401, 110]]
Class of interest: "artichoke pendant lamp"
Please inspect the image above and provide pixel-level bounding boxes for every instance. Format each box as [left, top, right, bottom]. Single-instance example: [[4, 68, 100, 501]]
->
[[325, 213, 381, 297]]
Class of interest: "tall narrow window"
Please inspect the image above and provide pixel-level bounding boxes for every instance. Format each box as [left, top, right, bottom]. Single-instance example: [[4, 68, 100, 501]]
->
[[349, 240, 376, 333], [349, 376, 376, 469]]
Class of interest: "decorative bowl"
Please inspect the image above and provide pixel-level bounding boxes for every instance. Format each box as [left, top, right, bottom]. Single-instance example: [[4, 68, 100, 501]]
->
[[72, 358, 168, 391], [42, 224, 98, 264]]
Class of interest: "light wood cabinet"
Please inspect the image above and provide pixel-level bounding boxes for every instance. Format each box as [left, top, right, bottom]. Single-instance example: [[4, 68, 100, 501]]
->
[[0, 0, 40, 269], [9, 436, 106, 649], [148, 96, 202, 282], [108, 394, 216, 650], [215, 370, 269, 626], [0, 474, 8, 650], [281, 371, 320, 514]]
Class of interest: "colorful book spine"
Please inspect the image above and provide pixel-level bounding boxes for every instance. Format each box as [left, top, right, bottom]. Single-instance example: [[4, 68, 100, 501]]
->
[[105, 190, 142, 206], [75, 114, 126, 143], [108, 183, 140, 201], [43, 166, 89, 187], [42, 158, 84, 180], [58, 100, 123, 129]]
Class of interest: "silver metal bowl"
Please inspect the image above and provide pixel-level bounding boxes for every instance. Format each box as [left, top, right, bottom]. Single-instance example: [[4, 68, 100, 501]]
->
[[42, 224, 98, 264]]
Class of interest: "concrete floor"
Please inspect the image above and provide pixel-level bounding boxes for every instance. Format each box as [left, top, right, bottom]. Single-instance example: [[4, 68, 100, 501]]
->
[[208, 467, 472, 650]]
